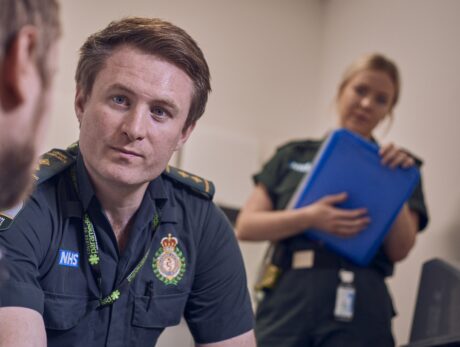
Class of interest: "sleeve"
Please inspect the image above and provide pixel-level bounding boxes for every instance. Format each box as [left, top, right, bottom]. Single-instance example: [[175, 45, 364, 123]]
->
[[253, 147, 286, 204], [403, 152, 429, 232], [408, 174, 429, 231], [0, 192, 52, 314], [184, 203, 254, 344]]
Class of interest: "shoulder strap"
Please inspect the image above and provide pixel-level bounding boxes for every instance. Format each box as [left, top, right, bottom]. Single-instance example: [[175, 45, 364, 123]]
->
[[162, 165, 215, 200], [33, 142, 78, 185], [0, 143, 78, 231], [277, 138, 324, 153]]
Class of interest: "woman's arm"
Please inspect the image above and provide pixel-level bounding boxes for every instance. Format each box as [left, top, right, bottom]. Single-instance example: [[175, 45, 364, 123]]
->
[[383, 204, 419, 262], [235, 184, 369, 242], [379, 143, 421, 262]]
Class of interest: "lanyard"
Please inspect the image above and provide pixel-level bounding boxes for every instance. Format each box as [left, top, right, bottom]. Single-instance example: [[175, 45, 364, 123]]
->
[[71, 167, 160, 307]]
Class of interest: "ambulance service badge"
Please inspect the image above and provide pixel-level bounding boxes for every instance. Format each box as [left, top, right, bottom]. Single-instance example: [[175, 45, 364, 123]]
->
[[153, 233, 186, 285]]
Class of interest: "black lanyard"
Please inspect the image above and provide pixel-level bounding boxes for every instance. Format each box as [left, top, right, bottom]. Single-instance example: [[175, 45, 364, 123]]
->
[[71, 167, 160, 307]]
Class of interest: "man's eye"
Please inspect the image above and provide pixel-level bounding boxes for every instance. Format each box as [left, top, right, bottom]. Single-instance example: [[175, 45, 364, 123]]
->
[[151, 106, 166, 117], [112, 96, 128, 105]]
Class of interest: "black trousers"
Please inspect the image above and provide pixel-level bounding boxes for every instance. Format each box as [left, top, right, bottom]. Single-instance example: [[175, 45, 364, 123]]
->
[[255, 267, 395, 347]]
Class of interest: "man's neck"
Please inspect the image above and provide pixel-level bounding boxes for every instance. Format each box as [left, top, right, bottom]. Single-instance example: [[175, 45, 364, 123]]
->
[[90, 173, 149, 252]]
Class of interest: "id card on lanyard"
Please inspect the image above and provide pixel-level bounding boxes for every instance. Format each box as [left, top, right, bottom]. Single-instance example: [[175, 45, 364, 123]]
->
[[334, 269, 356, 322]]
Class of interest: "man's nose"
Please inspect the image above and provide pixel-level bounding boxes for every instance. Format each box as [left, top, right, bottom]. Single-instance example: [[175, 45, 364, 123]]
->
[[121, 107, 147, 141]]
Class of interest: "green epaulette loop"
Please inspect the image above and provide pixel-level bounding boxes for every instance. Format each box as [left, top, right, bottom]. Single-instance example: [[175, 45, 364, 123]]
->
[[33, 142, 79, 185], [163, 165, 215, 200]]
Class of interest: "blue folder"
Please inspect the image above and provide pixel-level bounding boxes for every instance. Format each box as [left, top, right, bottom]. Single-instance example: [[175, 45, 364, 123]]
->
[[288, 128, 420, 266]]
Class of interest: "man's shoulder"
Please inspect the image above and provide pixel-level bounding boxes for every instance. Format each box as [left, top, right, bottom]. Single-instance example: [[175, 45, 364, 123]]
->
[[0, 145, 77, 231], [276, 138, 323, 153], [33, 143, 78, 186], [272, 138, 323, 164], [161, 166, 215, 200]]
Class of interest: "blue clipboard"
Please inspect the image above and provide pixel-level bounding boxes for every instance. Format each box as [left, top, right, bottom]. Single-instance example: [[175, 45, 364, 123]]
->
[[288, 128, 420, 266]]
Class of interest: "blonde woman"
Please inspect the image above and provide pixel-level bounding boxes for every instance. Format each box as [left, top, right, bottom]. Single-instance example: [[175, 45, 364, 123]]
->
[[236, 53, 428, 347]]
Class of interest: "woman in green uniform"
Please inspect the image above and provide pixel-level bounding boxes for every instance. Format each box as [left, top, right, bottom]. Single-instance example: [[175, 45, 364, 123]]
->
[[236, 53, 428, 347]]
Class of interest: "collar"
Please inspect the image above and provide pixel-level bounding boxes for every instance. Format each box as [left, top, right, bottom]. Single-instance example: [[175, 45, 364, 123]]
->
[[75, 152, 176, 224]]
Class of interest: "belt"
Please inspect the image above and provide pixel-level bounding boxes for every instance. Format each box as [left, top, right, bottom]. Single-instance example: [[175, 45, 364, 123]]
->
[[272, 241, 355, 271], [290, 248, 345, 270]]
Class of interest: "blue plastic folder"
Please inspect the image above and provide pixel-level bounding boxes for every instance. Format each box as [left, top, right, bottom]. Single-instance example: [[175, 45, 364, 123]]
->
[[288, 128, 420, 266]]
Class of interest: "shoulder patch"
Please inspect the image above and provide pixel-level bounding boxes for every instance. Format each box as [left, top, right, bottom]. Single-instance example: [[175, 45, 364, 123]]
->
[[162, 166, 215, 200], [34, 142, 78, 185], [0, 202, 24, 231]]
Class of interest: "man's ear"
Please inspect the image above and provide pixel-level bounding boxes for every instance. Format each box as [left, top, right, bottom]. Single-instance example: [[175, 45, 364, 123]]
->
[[0, 26, 39, 111], [74, 86, 87, 126], [175, 122, 196, 151]]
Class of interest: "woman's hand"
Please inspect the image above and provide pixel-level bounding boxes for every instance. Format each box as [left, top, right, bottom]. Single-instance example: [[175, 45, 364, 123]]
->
[[380, 143, 415, 169], [303, 192, 370, 237]]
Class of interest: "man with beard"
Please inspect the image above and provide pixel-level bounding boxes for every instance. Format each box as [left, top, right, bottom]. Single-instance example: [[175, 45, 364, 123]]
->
[[0, 17, 255, 347], [0, 0, 61, 211]]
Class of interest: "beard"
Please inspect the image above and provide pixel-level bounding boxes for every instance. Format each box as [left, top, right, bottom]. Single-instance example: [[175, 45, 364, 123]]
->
[[0, 88, 48, 210], [0, 140, 36, 210]]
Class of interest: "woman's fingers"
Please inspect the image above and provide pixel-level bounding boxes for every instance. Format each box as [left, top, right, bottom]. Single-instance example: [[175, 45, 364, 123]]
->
[[380, 143, 415, 169]]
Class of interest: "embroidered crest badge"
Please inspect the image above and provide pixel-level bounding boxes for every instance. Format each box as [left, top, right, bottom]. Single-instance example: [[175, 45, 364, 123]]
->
[[153, 233, 186, 285]]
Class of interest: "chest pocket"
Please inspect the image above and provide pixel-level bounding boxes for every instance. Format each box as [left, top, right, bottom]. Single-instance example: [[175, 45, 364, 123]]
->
[[132, 291, 188, 328], [43, 291, 99, 343]]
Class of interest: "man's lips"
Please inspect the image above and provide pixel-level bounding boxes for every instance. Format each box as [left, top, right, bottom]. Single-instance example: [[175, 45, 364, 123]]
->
[[111, 146, 143, 158]]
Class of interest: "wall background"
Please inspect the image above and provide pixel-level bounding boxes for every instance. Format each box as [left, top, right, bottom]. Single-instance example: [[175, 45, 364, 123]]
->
[[46, 0, 460, 345]]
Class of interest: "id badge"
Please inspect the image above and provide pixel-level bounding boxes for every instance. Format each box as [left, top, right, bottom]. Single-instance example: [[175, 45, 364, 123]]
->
[[334, 270, 355, 322]]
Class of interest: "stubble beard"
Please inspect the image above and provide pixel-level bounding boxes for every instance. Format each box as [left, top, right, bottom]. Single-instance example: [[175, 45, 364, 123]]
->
[[0, 92, 47, 210], [0, 141, 35, 210]]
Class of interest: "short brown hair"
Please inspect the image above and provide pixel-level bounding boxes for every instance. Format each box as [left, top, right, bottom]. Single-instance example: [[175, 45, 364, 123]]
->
[[0, 0, 61, 87], [76, 17, 212, 130], [337, 53, 400, 111]]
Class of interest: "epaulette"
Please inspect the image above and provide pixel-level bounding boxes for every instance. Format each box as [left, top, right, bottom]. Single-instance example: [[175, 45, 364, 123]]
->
[[276, 138, 323, 152], [162, 165, 215, 200], [0, 142, 78, 231], [33, 142, 78, 185]]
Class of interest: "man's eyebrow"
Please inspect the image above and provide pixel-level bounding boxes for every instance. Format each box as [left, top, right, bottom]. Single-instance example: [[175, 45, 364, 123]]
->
[[107, 83, 180, 113], [154, 98, 179, 114], [107, 83, 135, 95]]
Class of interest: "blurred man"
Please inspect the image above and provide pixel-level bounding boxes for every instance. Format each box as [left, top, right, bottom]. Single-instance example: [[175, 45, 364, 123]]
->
[[0, 0, 61, 210]]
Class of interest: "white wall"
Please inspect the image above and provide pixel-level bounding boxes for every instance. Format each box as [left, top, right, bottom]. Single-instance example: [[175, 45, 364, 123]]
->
[[47, 0, 323, 154], [45, 0, 460, 345]]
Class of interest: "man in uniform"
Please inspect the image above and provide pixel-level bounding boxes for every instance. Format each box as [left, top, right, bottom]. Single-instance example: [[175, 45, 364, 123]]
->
[[0, 17, 255, 347], [0, 0, 61, 210]]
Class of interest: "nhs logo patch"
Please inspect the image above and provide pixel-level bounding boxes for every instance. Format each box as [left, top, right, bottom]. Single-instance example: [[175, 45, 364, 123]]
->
[[58, 249, 79, 268]]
